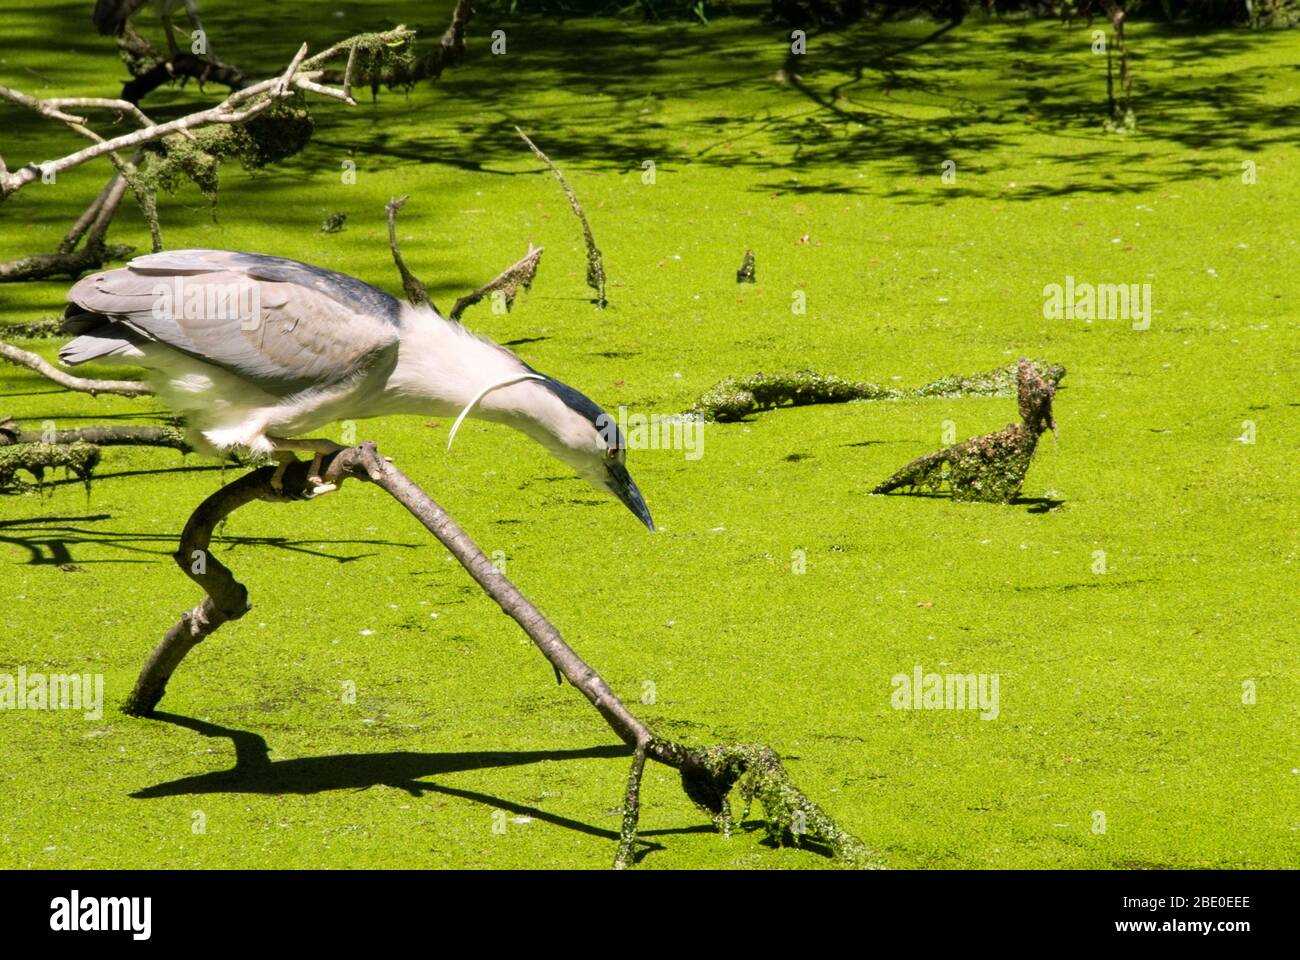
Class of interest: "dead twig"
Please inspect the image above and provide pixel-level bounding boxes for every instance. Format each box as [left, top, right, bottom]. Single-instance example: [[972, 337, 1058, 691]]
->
[[384, 195, 433, 310], [516, 127, 607, 308], [0, 340, 150, 397]]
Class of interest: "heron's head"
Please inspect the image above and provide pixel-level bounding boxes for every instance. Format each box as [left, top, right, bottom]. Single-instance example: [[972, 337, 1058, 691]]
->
[[454, 368, 655, 531]]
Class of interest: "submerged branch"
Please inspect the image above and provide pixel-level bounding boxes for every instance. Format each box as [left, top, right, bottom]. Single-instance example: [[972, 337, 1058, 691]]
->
[[686, 360, 1066, 422], [450, 245, 543, 322]]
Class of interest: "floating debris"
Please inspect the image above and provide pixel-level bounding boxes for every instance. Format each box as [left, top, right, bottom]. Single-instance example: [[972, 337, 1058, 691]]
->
[[872, 359, 1059, 503], [686, 360, 1064, 423], [736, 248, 756, 283]]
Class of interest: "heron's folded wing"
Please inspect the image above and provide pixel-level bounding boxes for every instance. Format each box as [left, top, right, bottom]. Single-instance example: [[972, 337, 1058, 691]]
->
[[66, 250, 403, 393]]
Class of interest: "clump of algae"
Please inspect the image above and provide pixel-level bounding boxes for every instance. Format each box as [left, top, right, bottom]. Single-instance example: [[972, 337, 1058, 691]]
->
[[686, 360, 1064, 422], [873, 359, 1059, 504], [680, 743, 884, 868]]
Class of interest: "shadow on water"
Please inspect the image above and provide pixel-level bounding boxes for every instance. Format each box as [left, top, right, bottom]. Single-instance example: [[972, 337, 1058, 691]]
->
[[0, 512, 421, 566], [4, 4, 1291, 221], [131, 711, 758, 862]]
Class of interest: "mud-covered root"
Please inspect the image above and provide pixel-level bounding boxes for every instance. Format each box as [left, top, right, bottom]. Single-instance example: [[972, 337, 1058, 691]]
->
[[679, 743, 884, 868], [0, 440, 101, 491]]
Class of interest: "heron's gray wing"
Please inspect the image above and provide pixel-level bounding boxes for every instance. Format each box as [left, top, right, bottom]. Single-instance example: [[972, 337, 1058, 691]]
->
[[65, 250, 403, 393]]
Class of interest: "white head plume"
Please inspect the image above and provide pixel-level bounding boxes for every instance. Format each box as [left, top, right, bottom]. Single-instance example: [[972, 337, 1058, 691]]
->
[[447, 372, 548, 450]]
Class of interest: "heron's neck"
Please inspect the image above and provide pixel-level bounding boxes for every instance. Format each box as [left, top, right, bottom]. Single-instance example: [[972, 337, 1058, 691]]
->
[[385, 306, 542, 428]]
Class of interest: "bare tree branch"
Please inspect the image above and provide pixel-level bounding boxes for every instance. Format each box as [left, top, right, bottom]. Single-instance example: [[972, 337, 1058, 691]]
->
[[0, 340, 150, 396], [120, 442, 879, 869], [0, 30, 407, 203], [60, 173, 122, 254]]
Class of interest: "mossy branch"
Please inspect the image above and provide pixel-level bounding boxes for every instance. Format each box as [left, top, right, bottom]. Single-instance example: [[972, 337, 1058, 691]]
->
[[316, 0, 475, 93], [0, 441, 101, 490], [686, 360, 1065, 422], [0, 417, 190, 452], [450, 245, 543, 322], [516, 127, 607, 308], [873, 359, 1061, 503], [0, 318, 64, 339]]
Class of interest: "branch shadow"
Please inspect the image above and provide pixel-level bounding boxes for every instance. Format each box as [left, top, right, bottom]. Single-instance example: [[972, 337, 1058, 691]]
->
[[131, 711, 688, 861], [871, 490, 1066, 513], [0, 513, 421, 566]]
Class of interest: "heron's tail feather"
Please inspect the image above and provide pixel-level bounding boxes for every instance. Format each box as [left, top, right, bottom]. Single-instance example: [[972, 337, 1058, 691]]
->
[[58, 313, 146, 365]]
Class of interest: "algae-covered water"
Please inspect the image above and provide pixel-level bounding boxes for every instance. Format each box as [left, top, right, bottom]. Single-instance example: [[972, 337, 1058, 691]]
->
[[0, 3, 1295, 868]]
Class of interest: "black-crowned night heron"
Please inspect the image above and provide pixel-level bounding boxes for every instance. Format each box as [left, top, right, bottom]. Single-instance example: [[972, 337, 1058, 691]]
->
[[58, 249, 655, 530]]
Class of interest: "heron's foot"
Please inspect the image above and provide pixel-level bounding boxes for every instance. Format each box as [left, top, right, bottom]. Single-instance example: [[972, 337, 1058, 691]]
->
[[306, 452, 337, 498], [270, 451, 297, 494]]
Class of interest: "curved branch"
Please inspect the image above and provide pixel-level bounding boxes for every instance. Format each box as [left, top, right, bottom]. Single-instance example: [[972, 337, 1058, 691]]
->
[[515, 127, 607, 308], [0, 340, 151, 396]]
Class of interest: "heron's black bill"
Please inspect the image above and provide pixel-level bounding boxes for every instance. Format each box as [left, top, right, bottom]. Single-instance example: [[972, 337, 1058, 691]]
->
[[606, 462, 654, 532]]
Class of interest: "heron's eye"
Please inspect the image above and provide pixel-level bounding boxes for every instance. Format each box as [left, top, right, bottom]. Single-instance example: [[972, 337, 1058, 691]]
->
[[605, 445, 620, 461]]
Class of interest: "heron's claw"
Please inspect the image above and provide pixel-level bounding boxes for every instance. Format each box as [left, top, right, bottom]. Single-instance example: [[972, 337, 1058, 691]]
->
[[270, 452, 295, 495]]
